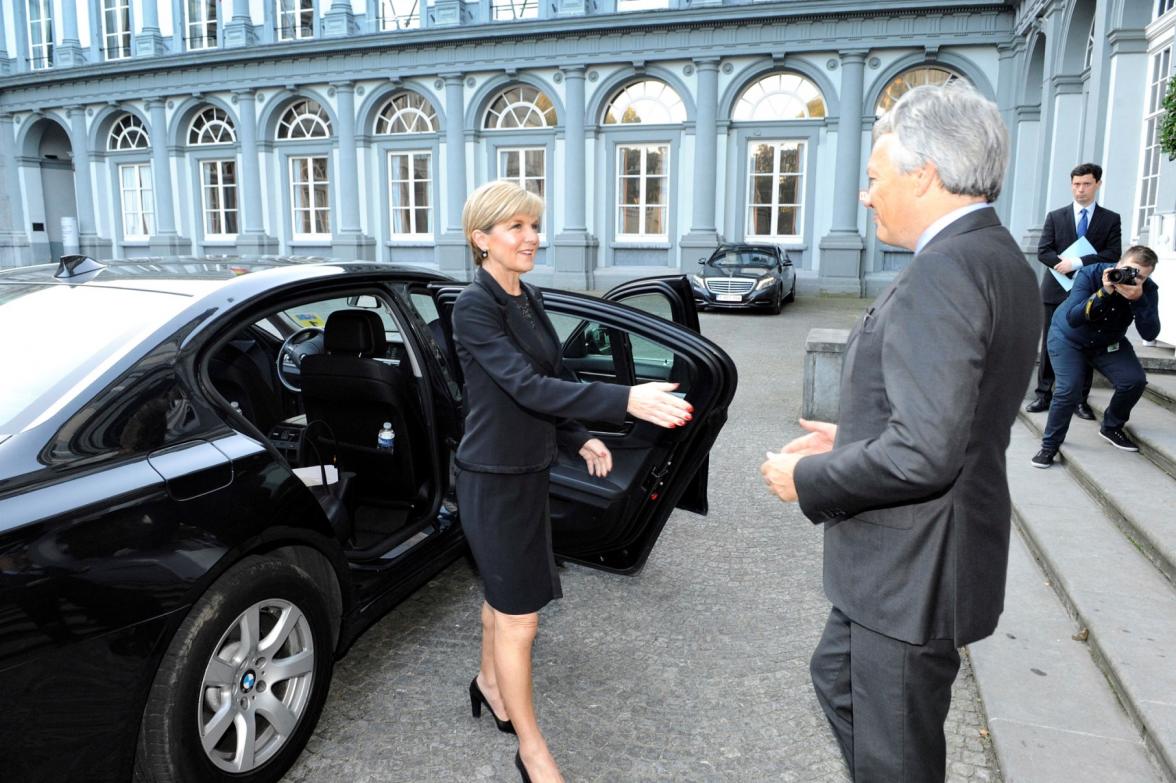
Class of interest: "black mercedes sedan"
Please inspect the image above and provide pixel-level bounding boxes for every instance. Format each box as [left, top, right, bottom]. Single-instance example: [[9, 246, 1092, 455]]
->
[[0, 256, 736, 783], [689, 243, 797, 313]]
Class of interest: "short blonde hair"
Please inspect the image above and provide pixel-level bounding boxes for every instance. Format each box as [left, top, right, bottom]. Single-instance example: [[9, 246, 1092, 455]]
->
[[462, 180, 544, 266]]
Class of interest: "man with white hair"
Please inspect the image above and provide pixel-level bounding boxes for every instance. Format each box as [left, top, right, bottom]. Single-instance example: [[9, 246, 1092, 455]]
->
[[761, 83, 1039, 781]]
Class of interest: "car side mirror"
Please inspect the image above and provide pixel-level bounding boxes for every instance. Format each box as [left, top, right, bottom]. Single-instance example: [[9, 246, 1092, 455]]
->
[[698, 258, 707, 265], [782, 255, 793, 267]]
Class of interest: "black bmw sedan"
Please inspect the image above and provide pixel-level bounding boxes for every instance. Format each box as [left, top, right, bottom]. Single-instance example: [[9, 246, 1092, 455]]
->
[[0, 257, 736, 783], [689, 243, 797, 313]]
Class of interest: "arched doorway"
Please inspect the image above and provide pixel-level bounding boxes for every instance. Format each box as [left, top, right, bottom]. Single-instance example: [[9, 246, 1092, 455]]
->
[[21, 117, 79, 263]]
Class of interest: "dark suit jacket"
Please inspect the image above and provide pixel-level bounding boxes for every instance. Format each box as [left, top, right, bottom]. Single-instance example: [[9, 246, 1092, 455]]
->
[[451, 267, 630, 474], [794, 207, 1040, 646], [1037, 204, 1122, 305]]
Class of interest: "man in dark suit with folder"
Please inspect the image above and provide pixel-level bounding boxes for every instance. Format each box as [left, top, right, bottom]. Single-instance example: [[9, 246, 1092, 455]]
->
[[1027, 163, 1122, 417]]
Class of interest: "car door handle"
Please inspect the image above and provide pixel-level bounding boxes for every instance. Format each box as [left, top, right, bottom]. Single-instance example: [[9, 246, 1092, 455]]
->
[[147, 440, 234, 501]]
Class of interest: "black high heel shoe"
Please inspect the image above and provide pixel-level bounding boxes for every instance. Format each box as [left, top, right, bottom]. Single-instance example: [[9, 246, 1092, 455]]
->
[[515, 751, 530, 783], [469, 676, 515, 735]]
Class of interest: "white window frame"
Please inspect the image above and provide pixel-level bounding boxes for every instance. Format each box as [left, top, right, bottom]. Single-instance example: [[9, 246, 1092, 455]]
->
[[201, 159, 239, 240], [120, 163, 155, 241], [491, 0, 539, 21], [289, 156, 331, 241], [497, 147, 545, 198], [277, 0, 314, 41], [27, 0, 54, 70], [189, 107, 237, 146], [1160, 0, 1176, 20], [377, 0, 421, 31], [615, 144, 670, 242], [1137, 45, 1172, 238], [745, 140, 806, 242], [186, 0, 218, 50], [388, 151, 433, 239], [102, 0, 132, 61]]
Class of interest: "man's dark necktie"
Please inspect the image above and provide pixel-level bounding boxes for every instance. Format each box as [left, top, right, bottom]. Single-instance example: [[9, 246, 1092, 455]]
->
[[1077, 208, 1088, 238]]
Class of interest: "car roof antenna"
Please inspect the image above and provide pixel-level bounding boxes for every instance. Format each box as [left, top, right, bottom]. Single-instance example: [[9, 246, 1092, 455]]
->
[[55, 254, 107, 282]]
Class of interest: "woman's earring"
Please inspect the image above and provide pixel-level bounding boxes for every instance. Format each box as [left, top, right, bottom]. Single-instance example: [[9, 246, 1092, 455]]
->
[[480, 249, 488, 259]]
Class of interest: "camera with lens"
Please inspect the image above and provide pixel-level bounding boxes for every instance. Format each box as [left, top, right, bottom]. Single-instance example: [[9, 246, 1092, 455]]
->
[[1107, 266, 1139, 286]]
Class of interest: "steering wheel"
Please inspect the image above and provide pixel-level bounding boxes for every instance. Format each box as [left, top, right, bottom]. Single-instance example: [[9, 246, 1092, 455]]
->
[[276, 326, 325, 392]]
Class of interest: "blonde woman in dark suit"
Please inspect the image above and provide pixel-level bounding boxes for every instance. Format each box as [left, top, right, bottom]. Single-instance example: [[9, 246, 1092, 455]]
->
[[453, 181, 690, 782]]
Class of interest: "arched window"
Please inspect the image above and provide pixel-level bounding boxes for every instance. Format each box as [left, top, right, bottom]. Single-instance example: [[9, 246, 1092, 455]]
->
[[604, 80, 686, 125], [276, 99, 332, 140], [188, 107, 237, 145], [1083, 18, 1096, 71], [109, 113, 150, 151], [733, 73, 827, 121], [275, 100, 332, 240], [375, 93, 437, 135], [483, 86, 557, 129], [875, 66, 964, 116]]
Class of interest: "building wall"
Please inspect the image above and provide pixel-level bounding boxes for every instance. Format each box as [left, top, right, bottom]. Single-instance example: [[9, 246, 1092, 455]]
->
[[1, 0, 1171, 317]]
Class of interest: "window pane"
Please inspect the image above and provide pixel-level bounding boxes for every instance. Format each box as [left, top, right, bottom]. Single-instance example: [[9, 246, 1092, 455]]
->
[[621, 177, 641, 205], [524, 148, 544, 174], [502, 151, 520, 178], [777, 206, 798, 235], [645, 175, 664, 205], [751, 206, 771, 236], [620, 206, 640, 234], [645, 148, 666, 175], [312, 158, 328, 180], [314, 210, 330, 235], [779, 146, 800, 172], [413, 154, 429, 181], [415, 208, 429, 233], [751, 175, 772, 204], [644, 206, 665, 235], [777, 175, 799, 205], [750, 144, 775, 173], [622, 148, 642, 175]]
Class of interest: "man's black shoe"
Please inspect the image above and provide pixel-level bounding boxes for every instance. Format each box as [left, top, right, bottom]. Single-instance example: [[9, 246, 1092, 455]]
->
[[1075, 402, 1095, 420], [1031, 448, 1057, 468], [1025, 397, 1050, 413], [1099, 428, 1139, 452]]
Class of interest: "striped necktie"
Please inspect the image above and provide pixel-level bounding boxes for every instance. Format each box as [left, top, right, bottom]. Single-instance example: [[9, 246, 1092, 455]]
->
[[1077, 208, 1088, 238]]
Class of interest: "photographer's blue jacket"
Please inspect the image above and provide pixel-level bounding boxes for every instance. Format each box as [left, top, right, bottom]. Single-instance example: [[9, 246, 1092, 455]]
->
[[1051, 262, 1161, 350]]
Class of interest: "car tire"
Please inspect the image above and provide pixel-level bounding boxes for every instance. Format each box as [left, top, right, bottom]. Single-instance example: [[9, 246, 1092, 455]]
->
[[133, 555, 336, 783], [771, 293, 784, 315], [783, 283, 796, 304]]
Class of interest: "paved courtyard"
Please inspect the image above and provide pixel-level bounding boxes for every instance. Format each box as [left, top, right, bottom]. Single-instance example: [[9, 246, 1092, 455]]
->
[[283, 295, 1001, 782]]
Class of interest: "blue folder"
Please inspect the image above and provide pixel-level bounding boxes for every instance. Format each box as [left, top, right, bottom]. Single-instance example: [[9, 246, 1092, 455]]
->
[[1049, 235, 1096, 292]]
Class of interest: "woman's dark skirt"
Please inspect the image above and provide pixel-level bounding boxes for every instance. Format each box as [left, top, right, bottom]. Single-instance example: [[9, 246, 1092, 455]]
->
[[456, 467, 562, 615]]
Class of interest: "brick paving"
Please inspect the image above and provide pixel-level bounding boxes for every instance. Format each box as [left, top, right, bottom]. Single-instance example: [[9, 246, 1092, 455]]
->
[[283, 295, 1002, 782]]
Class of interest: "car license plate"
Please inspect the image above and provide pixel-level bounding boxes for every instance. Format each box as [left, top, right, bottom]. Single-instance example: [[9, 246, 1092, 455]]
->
[[717, 294, 742, 302]]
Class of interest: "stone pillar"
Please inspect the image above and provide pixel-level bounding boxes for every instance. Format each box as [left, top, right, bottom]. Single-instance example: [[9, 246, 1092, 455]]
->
[[554, 65, 595, 289], [1099, 29, 1149, 233], [0, 113, 32, 267], [172, 0, 186, 52], [438, 73, 470, 276], [803, 328, 850, 422], [330, 82, 375, 259], [224, 0, 257, 48], [147, 99, 189, 253], [680, 58, 722, 266], [136, 0, 167, 56], [0, 3, 10, 75], [66, 106, 112, 259], [87, 0, 103, 63], [817, 50, 868, 296], [323, 0, 357, 36], [57, 1, 85, 66], [233, 90, 278, 254]]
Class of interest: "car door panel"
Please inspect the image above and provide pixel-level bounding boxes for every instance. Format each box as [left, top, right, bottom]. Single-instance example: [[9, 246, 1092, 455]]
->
[[429, 278, 735, 575]]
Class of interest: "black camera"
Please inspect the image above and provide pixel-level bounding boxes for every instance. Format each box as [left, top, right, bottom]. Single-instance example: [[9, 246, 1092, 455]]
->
[[1107, 266, 1140, 285]]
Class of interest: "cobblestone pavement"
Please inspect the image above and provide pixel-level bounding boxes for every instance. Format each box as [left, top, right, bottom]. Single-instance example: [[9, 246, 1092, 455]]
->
[[283, 296, 1002, 782]]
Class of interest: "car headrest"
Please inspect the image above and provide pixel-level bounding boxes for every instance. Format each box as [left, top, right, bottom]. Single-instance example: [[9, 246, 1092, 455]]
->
[[324, 310, 386, 356]]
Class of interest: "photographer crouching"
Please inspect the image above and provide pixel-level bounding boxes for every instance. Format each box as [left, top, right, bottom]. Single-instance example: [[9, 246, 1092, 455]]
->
[[1032, 245, 1161, 468]]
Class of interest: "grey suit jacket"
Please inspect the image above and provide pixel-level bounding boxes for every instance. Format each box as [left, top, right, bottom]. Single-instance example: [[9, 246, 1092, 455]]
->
[[794, 207, 1039, 646]]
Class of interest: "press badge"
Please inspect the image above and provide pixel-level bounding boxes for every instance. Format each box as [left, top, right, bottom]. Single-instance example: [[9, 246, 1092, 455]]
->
[[1107, 343, 1120, 353]]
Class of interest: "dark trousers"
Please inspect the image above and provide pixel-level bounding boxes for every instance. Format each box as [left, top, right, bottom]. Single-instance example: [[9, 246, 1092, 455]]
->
[[1035, 301, 1093, 400], [1042, 334, 1148, 450], [810, 607, 961, 783]]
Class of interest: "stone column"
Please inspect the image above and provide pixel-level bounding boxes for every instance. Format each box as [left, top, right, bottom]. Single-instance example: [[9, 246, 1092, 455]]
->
[[554, 65, 595, 289], [0, 113, 32, 267], [147, 99, 189, 253], [172, 0, 186, 52], [330, 82, 375, 259], [680, 58, 722, 266], [67, 106, 112, 258], [233, 90, 278, 254], [87, 0, 103, 63], [438, 73, 470, 276], [224, 0, 257, 48], [323, 0, 357, 36], [57, 1, 85, 66], [817, 50, 868, 296], [0, 3, 10, 74], [136, 0, 166, 56]]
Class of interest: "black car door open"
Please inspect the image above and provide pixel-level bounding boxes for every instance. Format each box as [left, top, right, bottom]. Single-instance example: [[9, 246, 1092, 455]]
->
[[430, 276, 736, 575]]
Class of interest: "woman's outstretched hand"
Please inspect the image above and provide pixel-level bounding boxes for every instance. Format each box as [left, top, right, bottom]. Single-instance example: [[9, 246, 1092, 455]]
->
[[579, 438, 613, 477], [626, 382, 692, 428]]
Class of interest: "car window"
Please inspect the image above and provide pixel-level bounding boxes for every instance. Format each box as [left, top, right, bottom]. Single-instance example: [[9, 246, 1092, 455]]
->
[[280, 296, 402, 341], [0, 283, 195, 436], [614, 293, 676, 371]]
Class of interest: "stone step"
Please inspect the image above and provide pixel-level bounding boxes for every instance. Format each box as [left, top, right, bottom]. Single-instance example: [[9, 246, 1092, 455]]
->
[[969, 528, 1164, 783], [1018, 405, 1176, 586], [1085, 387, 1176, 480], [1003, 421, 1176, 780], [1142, 372, 1176, 414]]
